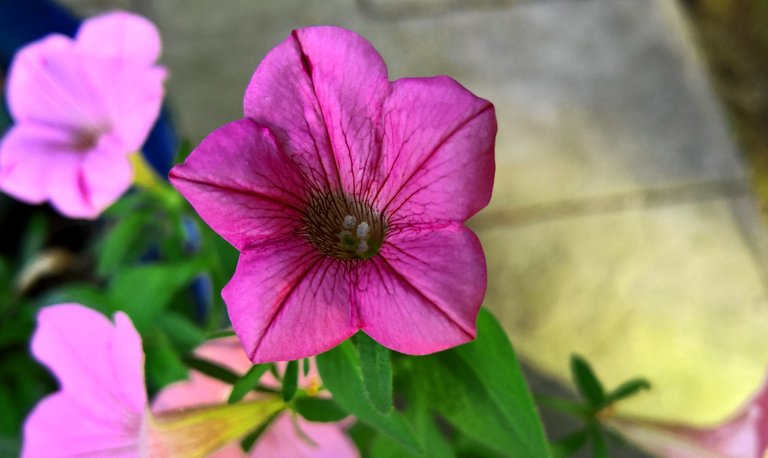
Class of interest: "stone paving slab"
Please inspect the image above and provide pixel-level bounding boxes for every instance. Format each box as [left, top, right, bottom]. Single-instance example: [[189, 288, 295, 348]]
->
[[60, 0, 768, 429], [477, 194, 768, 423], [135, 0, 746, 207]]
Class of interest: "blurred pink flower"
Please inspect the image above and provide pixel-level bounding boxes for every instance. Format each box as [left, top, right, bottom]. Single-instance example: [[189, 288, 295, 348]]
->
[[22, 304, 292, 458], [23, 304, 149, 457], [170, 26, 496, 363], [153, 338, 359, 458], [0, 11, 166, 219], [608, 374, 768, 458]]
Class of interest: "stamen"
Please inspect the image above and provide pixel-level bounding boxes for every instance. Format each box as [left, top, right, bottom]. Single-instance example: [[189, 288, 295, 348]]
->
[[356, 222, 370, 240], [342, 215, 356, 229], [303, 191, 386, 260]]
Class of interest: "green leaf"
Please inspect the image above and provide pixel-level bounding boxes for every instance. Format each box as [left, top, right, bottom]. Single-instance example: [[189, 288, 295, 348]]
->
[[144, 330, 188, 390], [207, 328, 236, 339], [293, 397, 348, 422], [240, 409, 282, 453], [108, 261, 200, 333], [606, 378, 651, 404], [282, 360, 299, 402], [96, 211, 151, 276], [370, 383, 453, 458], [36, 284, 110, 313], [159, 313, 206, 352], [357, 332, 393, 413], [426, 308, 551, 457], [535, 396, 591, 418], [228, 364, 270, 404], [182, 355, 239, 385], [570, 354, 606, 408], [19, 213, 47, 265], [316, 340, 420, 451], [551, 430, 589, 458], [588, 425, 608, 458]]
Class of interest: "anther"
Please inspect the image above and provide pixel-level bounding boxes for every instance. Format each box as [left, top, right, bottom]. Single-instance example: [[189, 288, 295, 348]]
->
[[342, 215, 356, 230], [356, 240, 369, 255], [356, 222, 370, 240]]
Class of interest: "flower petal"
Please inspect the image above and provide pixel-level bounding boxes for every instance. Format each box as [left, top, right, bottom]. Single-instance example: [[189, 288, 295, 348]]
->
[[250, 414, 358, 458], [170, 119, 308, 251], [223, 241, 358, 363], [243, 26, 388, 194], [76, 11, 162, 66], [77, 139, 134, 215], [374, 77, 496, 224], [0, 124, 71, 204], [23, 304, 146, 458], [7, 34, 104, 128], [358, 223, 486, 354], [23, 393, 142, 458]]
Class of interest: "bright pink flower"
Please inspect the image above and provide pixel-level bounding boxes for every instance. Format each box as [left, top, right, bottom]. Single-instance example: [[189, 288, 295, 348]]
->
[[153, 338, 359, 458], [0, 11, 166, 219], [169, 26, 496, 363], [22, 304, 296, 458], [608, 373, 768, 458]]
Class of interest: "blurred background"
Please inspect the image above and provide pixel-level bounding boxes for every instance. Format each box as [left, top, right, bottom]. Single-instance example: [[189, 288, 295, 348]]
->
[[1, 0, 768, 456]]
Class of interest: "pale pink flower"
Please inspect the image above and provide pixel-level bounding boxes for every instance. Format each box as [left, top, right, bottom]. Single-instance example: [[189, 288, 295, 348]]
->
[[153, 338, 359, 458], [0, 11, 166, 219], [169, 26, 496, 363], [608, 373, 768, 458], [22, 304, 288, 458]]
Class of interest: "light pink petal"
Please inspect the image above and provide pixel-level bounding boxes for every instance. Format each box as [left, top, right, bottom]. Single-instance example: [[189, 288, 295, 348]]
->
[[23, 393, 142, 458], [152, 371, 232, 412], [0, 124, 72, 204], [76, 11, 162, 66], [243, 26, 388, 194], [374, 77, 495, 224], [23, 304, 146, 458], [80, 57, 166, 153], [170, 119, 308, 251], [250, 414, 358, 458], [7, 34, 105, 127], [78, 138, 134, 213], [358, 223, 485, 354], [223, 241, 358, 363]]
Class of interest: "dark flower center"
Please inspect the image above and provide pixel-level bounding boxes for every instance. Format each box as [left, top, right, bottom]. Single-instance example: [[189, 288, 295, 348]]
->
[[304, 192, 386, 260], [71, 128, 102, 152]]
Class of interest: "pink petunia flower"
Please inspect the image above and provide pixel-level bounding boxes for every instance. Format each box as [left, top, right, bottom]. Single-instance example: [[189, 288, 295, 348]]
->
[[22, 304, 300, 458], [0, 11, 166, 219], [169, 26, 496, 363], [153, 338, 359, 457], [607, 373, 768, 458]]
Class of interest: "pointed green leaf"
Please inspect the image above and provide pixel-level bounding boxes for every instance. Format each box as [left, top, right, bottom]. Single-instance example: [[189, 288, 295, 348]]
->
[[551, 430, 589, 458], [182, 355, 239, 385], [570, 354, 606, 407], [588, 424, 608, 458], [410, 308, 551, 457], [316, 340, 420, 451], [96, 211, 151, 276], [606, 378, 651, 404], [108, 261, 201, 333], [293, 397, 348, 422], [282, 360, 299, 402], [228, 364, 270, 404], [357, 332, 393, 413]]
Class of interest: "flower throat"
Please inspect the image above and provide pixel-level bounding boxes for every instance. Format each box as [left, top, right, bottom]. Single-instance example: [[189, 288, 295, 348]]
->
[[304, 192, 386, 260]]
